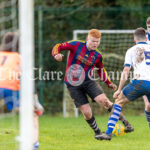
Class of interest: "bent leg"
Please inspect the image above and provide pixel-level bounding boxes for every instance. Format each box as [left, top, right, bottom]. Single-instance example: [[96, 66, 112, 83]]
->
[[94, 93, 113, 110], [94, 93, 133, 132], [99, 92, 130, 140], [106, 92, 129, 134]]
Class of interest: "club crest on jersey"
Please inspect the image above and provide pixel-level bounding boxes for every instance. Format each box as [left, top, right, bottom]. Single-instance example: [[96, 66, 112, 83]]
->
[[85, 54, 89, 57], [77, 55, 92, 66]]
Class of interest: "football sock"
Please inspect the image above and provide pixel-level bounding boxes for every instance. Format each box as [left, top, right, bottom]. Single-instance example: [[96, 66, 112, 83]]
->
[[119, 113, 130, 127], [33, 141, 39, 150], [144, 110, 150, 128], [86, 116, 101, 134], [106, 104, 122, 135], [108, 104, 129, 127]]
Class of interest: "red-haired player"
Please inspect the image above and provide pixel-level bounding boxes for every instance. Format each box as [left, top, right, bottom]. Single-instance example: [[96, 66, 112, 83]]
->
[[52, 29, 133, 140]]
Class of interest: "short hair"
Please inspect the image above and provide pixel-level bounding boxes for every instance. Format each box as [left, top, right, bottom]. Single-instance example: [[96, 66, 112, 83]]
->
[[1, 32, 19, 52], [134, 27, 146, 41], [88, 29, 101, 38], [146, 17, 150, 25]]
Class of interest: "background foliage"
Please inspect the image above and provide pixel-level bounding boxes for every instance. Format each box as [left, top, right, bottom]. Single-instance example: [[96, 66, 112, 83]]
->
[[34, 0, 150, 114]]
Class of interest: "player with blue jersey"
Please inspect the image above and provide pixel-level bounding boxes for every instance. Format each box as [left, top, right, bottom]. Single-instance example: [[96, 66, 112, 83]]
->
[[52, 29, 134, 140], [99, 27, 150, 140]]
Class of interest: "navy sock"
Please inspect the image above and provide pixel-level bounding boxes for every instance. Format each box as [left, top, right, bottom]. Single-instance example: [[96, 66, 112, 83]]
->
[[86, 116, 100, 134]]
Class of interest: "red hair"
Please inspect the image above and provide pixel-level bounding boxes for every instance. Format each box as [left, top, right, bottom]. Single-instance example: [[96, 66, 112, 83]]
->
[[88, 29, 101, 38]]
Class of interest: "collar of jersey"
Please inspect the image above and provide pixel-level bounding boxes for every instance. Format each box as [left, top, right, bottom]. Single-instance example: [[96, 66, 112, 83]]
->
[[137, 42, 147, 44]]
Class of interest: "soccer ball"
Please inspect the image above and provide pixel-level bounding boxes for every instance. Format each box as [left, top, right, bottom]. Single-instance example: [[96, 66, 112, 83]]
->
[[112, 123, 125, 136]]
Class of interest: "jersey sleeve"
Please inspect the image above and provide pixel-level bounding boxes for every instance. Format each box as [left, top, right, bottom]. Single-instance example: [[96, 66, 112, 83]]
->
[[52, 41, 77, 56], [95, 55, 112, 86], [124, 49, 132, 67]]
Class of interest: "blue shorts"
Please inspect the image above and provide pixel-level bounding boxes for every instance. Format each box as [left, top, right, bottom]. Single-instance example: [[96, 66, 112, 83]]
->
[[0, 88, 19, 111], [122, 80, 150, 102]]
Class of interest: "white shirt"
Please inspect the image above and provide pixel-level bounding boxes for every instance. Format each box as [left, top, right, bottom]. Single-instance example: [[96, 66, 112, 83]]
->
[[124, 42, 150, 81]]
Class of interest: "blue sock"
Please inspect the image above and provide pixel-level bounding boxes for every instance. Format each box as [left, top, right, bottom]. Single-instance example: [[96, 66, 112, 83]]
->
[[33, 141, 39, 150], [144, 110, 150, 128], [106, 104, 122, 134]]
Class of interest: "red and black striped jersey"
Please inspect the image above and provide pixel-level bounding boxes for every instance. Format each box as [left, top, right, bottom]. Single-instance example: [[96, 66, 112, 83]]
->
[[52, 40, 112, 86]]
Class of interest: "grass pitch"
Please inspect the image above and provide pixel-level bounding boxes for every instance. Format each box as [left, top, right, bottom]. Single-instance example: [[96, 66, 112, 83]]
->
[[0, 115, 150, 150]]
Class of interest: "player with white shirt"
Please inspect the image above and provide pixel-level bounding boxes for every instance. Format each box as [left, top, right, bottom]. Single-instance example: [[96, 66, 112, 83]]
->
[[99, 27, 150, 140], [142, 17, 150, 126]]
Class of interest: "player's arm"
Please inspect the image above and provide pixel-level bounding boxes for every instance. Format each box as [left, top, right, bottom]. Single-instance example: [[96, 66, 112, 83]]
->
[[118, 66, 130, 91], [96, 56, 117, 91], [113, 49, 132, 98], [52, 41, 76, 62]]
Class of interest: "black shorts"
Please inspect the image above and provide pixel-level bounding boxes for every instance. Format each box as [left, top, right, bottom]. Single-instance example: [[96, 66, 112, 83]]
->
[[67, 80, 104, 107]]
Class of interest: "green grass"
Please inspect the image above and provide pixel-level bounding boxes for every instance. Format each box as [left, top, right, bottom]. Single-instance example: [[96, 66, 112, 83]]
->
[[0, 115, 150, 150]]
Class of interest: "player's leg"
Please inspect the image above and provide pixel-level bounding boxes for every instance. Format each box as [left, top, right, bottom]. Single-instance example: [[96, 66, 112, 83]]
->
[[33, 93, 44, 150], [99, 80, 148, 140], [84, 80, 133, 132], [94, 94, 133, 132], [99, 92, 130, 140], [33, 113, 39, 150], [141, 81, 150, 129], [79, 104, 101, 139], [67, 85, 101, 140], [143, 95, 150, 128]]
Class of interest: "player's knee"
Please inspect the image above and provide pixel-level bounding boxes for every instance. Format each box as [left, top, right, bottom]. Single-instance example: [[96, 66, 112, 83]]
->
[[115, 92, 129, 107], [145, 103, 150, 112], [95, 94, 112, 109], [115, 98, 125, 106], [115, 96, 126, 106]]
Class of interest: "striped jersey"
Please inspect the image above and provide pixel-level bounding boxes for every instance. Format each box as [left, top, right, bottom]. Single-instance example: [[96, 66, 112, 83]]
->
[[52, 40, 112, 86]]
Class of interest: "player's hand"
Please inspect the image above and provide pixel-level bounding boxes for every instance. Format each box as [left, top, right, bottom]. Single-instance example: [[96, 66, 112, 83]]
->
[[54, 54, 64, 62], [113, 90, 121, 99], [108, 83, 117, 91]]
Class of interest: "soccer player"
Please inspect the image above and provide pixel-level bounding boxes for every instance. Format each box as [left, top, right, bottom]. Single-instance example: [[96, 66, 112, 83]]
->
[[52, 29, 133, 140], [0, 32, 44, 150], [146, 17, 150, 44], [142, 17, 150, 126], [99, 27, 150, 140]]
